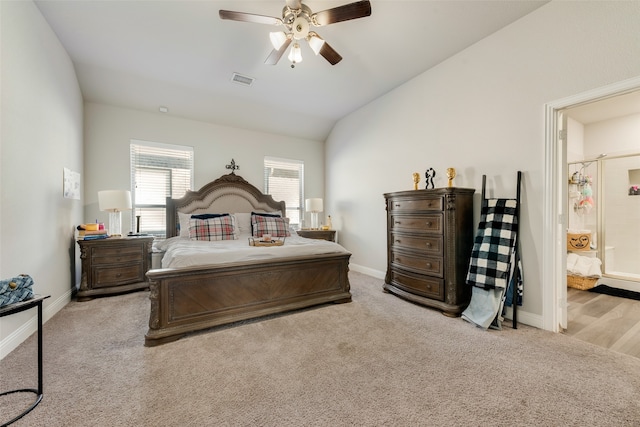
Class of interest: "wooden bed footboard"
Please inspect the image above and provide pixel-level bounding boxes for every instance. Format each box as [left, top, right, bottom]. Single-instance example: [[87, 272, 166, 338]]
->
[[145, 253, 351, 346]]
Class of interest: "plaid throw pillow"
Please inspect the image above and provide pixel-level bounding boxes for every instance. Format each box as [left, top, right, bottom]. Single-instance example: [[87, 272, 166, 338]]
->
[[251, 214, 291, 238], [188, 215, 237, 241]]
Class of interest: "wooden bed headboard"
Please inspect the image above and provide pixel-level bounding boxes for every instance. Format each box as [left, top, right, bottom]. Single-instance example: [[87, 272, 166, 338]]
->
[[166, 173, 286, 238]]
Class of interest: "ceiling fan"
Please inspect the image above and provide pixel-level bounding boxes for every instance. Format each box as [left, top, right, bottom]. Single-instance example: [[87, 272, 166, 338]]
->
[[219, 0, 372, 67]]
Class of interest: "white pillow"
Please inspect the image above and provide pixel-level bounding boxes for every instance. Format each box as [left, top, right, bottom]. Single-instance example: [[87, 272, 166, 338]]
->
[[233, 213, 251, 235], [178, 212, 191, 237]]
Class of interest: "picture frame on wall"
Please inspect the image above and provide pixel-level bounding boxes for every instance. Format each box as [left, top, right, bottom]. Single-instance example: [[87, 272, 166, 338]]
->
[[63, 167, 80, 200]]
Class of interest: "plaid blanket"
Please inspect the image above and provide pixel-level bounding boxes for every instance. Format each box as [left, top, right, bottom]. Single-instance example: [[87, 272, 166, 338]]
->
[[466, 199, 518, 290]]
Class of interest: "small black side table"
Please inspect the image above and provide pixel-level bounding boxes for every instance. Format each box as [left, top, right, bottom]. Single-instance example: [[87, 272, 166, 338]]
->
[[0, 295, 50, 426]]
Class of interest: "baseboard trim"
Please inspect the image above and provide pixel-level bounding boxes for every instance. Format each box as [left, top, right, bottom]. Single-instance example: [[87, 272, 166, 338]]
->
[[0, 290, 71, 360], [349, 263, 543, 329], [349, 263, 386, 280]]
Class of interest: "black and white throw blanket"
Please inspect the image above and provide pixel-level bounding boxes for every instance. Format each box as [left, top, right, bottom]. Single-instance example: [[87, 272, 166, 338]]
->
[[462, 199, 521, 330], [466, 199, 518, 290]]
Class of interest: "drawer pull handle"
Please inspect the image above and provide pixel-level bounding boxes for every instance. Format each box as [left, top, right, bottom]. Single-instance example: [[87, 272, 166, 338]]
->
[[426, 221, 432, 227], [426, 284, 431, 290], [425, 242, 431, 247], [116, 273, 122, 278], [395, 221, 401, 225], [394, 203, 401, 208], [395, 240, 401, 243], [426, 263, 432, 268]]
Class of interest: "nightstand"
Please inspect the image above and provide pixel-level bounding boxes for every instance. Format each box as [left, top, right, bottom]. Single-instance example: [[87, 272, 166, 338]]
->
[[297, 229, 337, 242], [77, 237, 153, 301]]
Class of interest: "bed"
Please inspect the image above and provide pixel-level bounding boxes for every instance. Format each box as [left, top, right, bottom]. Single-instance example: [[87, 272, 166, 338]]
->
[[144, 173, 351, 346]]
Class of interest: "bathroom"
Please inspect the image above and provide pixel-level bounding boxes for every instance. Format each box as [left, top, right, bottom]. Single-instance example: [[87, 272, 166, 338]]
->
[[565, 91, 640, 293]]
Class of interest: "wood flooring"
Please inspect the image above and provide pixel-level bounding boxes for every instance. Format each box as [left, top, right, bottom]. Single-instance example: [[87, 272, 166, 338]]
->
[[565, 286, 640, 359]]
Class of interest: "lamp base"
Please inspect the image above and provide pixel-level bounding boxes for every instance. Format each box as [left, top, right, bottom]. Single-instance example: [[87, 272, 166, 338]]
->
[[108, 211, 122, 237], [310, 212, 319, 230]]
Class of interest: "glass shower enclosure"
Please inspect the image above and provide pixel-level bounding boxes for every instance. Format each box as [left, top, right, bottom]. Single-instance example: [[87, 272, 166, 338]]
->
[[569, 154, 640, 291]]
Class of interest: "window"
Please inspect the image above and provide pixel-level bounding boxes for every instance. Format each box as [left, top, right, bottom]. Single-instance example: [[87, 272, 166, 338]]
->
[[264, 157, 304, 228], [130, 140, 194, 238]]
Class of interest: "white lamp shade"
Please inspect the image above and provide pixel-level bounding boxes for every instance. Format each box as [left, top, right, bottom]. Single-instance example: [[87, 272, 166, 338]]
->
[[308, 34, 325, 55], [305, 198, 323, 213], [270, 31, 288, 50], [98, 190, 132, 212], [288, 43, 303, 63]]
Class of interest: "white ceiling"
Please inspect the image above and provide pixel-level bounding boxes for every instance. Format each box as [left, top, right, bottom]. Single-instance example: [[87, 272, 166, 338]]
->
[[35, 0, 548, 141]]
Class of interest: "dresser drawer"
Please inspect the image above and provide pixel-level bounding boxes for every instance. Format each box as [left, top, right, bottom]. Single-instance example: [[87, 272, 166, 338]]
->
[[391, 232, 442, 255], [391, 250, 443, 277], [390, 214, 442, 233], [388, 197, 443, 212], [390, 269, 444, 301], [93, 264, 144, 288]]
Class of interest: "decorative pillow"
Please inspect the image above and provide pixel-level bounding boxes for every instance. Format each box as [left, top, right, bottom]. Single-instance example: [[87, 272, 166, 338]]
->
[[250, 211, 281, 236], [251, 211, 281, 217], [179, 212, 230, 237], [191, 213, 229, 220], [189, 215, 237, 241], [251, 214, 290, 238]]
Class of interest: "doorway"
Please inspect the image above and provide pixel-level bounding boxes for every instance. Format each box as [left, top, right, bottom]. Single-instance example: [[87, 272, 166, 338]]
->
[[544, 76, 640, 333]]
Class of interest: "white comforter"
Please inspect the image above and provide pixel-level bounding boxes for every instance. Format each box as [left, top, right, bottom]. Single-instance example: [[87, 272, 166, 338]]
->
[[155, 234, 350, 269]]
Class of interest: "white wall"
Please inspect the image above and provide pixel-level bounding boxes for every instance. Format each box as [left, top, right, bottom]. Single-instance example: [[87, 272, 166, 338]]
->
[[584, 113, 640, 157], [84, 103, 325, 234], [1, 1, 83, 357], [325, 1, 640, 327]]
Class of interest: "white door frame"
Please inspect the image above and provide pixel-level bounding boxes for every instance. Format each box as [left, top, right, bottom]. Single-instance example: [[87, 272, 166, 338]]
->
[[543, 76, 640, 332]]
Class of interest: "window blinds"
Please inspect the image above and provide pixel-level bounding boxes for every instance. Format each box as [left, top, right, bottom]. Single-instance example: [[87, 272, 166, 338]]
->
[[130, 140, 194, 238], [264, 157, 304, 227]]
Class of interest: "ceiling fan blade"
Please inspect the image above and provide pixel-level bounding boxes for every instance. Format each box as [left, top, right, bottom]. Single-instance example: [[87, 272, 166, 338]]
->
[[285, 0, 302, 9], [265, 38, 292, 65], [318, 42, 343, 65], [219, 10, 282, 26], [311, 0, 371, 26]]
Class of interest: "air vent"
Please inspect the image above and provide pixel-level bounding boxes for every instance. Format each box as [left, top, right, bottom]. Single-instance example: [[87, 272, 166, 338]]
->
[[231, 72, 255, 87]]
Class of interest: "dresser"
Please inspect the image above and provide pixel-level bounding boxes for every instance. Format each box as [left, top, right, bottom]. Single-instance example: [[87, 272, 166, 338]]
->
[[384, 188, 475, 316], [77, 237, 153, 301]]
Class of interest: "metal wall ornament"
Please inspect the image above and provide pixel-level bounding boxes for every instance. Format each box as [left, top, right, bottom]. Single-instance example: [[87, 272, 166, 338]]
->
[[225, 158, 240, 174], [425, 168, 436, 189]]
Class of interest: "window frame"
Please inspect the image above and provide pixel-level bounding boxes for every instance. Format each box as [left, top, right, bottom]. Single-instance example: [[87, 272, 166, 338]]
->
[[263, 156, 304, 228], [130, 140, 194, 238]]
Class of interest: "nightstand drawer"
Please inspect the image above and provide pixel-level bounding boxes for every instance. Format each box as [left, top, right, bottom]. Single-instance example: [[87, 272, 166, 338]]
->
[[94, 264, 144, 287], [388, 197, 443, 212], [91, 245, 142, 259], [391, 232, 442, 255], [390, 269, 444, 301], [390, 214, 442, 233], [391, 250, 443, 277]]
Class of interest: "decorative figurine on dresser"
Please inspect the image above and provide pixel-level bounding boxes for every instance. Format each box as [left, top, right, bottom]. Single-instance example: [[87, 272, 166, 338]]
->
[[77, 236, 153, 301], [383, 183, 475, 317]]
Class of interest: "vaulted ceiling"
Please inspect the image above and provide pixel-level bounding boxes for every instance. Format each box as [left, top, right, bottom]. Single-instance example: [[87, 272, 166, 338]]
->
[[35, 1, 548, 141]]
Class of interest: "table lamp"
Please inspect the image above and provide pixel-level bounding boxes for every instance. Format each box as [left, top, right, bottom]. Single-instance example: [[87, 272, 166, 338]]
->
[[305, 198, 323, 230], [98, 190, 132, 237]]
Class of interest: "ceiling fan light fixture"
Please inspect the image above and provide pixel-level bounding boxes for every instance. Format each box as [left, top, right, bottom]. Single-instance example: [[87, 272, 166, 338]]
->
[[307, 33, 325, 55], [288, 42, 303, 64], [269, 31, 288, 50]]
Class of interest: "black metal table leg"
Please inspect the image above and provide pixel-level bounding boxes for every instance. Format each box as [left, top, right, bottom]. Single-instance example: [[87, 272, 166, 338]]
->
[[0, 295, 50, 426]]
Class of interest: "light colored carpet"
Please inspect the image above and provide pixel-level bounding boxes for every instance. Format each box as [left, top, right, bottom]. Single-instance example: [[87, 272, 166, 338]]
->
[[2, 271, 640, 426]]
